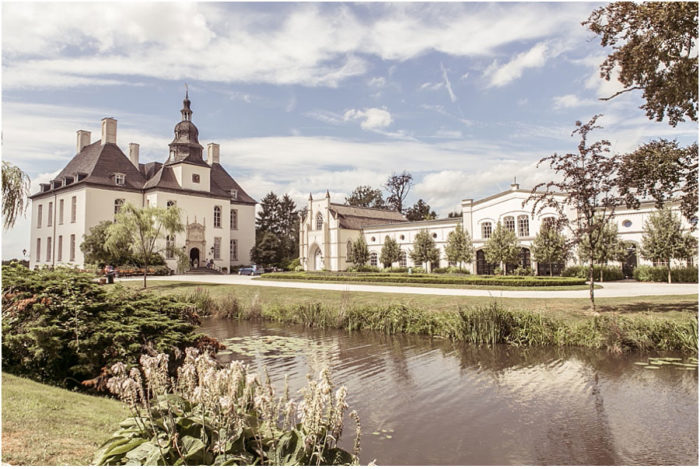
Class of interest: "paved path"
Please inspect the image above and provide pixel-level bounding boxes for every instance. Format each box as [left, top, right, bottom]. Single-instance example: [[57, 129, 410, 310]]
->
[[121, 274, 698, 299]]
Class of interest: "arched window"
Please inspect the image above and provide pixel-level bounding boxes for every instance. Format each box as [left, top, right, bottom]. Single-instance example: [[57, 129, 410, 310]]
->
[[481, 221, 492, 239], [542, 216, 556, 229], [399, 251, 407, 268], [370, 252, 378, 267], [504, 216, 515, 232], [346, 240, 353, 260], [214, 206, 222, 228], [316, 212, 323, 231], [230, 209, 238, 230], [517, 215, 529, 237], [114, 199, 124, 221]]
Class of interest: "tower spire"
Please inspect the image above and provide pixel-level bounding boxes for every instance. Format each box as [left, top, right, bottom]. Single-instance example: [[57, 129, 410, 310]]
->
[[181, 85, 192, 122]]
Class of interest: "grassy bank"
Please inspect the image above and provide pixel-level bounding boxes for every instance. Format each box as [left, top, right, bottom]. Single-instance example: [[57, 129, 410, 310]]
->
[[134, 281, 698, 321], [1, 373, 128, 465]]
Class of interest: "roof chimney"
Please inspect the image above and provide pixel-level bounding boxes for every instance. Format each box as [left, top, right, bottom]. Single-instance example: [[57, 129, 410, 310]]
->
[[129, 143, 140, 168], [76, 130, 91, 153], [207, 143, 220, 165], [510, 177, 519, 191], [101, 117, 117, 145]]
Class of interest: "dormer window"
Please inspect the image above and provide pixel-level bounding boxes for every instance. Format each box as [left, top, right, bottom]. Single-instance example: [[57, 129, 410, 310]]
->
[[192, 174, 200, 183], [230, 189, 238, 200], [114, 173, 125, 186]]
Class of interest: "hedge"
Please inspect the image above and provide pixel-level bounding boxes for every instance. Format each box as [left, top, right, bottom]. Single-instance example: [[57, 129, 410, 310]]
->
[[260, 272, 585, 287], [633, 266, 698, 283], [562, 265, 624, 281]]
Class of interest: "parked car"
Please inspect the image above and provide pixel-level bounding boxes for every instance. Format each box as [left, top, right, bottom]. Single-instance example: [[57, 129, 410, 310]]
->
[[238, 265, 264, 276]]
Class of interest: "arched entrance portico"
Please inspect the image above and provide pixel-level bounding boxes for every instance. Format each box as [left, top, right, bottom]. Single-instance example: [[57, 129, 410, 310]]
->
[[190, 247, 200, 268]]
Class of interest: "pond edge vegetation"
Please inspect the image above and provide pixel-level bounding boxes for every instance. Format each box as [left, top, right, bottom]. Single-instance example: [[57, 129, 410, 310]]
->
[[184, 288, 698, 355]]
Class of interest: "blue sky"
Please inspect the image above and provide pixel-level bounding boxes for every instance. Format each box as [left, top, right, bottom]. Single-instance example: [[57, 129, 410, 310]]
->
[[2, 1, 697, 259]]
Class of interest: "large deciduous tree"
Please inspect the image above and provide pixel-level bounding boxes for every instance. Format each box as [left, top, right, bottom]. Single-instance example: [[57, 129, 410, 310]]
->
[[345, 186, 387, 209], [641, 208, 696, 283], [483, 222, 520, 274], [405, 199, 437, 221], [410, 229, 440, 272], [81, 220, 132, 267], [444, 223, 474, 270], [617, 140, 698, 227], [253, 192, 299, 267], [379, 236, 401, 268], [584, 2, 698, 126], [2, 161, 31, 230], [384, 171, 413, 213], [526, 115, 624, 311], [530, 223, 570, 277], [106, 203, 184, 288], [578, 220, 626, 282]]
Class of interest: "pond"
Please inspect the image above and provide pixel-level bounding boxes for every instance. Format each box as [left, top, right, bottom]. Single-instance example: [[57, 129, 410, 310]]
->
[[200, 318, 698, 465]]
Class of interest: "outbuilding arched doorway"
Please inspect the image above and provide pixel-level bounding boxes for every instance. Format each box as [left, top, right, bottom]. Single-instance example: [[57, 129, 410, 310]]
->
[[622, 243, 638, 279], [190, 247, 200, 268], [314, 248, 323, 271]]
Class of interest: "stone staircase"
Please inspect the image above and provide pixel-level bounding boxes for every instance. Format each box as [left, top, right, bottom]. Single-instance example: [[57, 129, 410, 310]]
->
[[185, 266, 225, 275]]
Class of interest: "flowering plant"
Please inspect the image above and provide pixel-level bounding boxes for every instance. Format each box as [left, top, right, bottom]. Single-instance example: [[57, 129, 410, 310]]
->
[[94, 348, 360, 465]]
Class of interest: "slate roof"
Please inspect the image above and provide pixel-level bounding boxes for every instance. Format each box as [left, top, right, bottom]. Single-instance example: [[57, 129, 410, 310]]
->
[[31, 140, 256, 205], [328, 203, 406, 230]]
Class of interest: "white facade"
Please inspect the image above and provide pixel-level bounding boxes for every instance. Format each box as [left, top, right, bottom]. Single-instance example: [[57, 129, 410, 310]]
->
[[300, 181, 693, 274], [29, 95, 256, 272]]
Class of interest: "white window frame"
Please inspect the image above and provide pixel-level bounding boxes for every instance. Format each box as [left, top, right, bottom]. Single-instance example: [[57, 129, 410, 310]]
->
[[230, 239, 238, 261], [114, 173, 126, 186], [37, 204, 43, 228], [214, 206, 222, 228], [214, 237, 221, 259], [518, 215, 529, 237], [481, 222, 492, 239], [230, 209, 238, 230], [71, 196, 77, 223]]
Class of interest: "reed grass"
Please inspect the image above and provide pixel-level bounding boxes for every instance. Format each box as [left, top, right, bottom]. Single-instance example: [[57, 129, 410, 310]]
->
[[192, 289, 698, 354]]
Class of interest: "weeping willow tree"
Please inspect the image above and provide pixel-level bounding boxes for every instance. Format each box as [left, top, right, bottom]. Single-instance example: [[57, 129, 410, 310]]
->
[[2, 161, 31, 230]]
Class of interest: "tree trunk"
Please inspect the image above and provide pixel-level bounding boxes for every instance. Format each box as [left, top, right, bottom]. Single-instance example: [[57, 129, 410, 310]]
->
[[668, 260, 672, 284], [549, 262, 553, 277], [588, 259, 596, 312], [600, 264, 604, 283], [143, 261, 148, 289]]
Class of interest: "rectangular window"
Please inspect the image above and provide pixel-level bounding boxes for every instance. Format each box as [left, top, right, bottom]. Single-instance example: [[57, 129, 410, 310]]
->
[[36, 238, 41, 262], [518, 216, 529, 237], [230, 189, 238, 200], [230, 209, 238, 230], [59, 199, 64, 224], [71, 196, 77, 223], [48, 202, 53, 227], [70, 234, 75, 261], [230, 239, 238, 261], [58, 235, 63, 261], [37, 204, 43, 228], [482, 222, 492, 239], [115, 173, 125, 186], [46, 237, 52, 262], [214, 237, 221, 259], [166, 236, 175, 259]]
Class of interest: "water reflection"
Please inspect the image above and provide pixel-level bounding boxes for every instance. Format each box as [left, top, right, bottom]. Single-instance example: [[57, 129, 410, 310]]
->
[[201, 318, 698, 465]]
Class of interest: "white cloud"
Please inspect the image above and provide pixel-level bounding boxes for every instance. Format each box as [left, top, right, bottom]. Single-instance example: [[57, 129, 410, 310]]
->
[[420, 82, 444, 91], [484, 42, 551, 88], [2, 2, 592, 89], [440, 62, 457, 103], [343, 108, 393, 130], [552, 94, 597, 109], [368, 76, 387, 87]]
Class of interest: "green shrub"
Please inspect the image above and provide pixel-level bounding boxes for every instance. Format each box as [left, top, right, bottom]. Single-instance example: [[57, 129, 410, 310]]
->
[[285, 257, 301, 271], [261, 272, 585, 287], [561, 265, 624, 281], [383, 266, 409, 273], [1, 264, 210, 388], [346, 265, 380, 272], [513, 266, 533, 277], [95, 349, 360, 466], [633, 265, 699, 283]]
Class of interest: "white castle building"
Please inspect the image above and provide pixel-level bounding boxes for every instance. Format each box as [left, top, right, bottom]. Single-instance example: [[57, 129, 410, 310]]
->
[[300, 180, 692, 276], [29, 93, 256, 272]]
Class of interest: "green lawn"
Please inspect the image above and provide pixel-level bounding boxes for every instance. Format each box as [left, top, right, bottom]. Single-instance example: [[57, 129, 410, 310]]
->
[[126, 280, 698, 322], [1, 373, 128, 466]]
